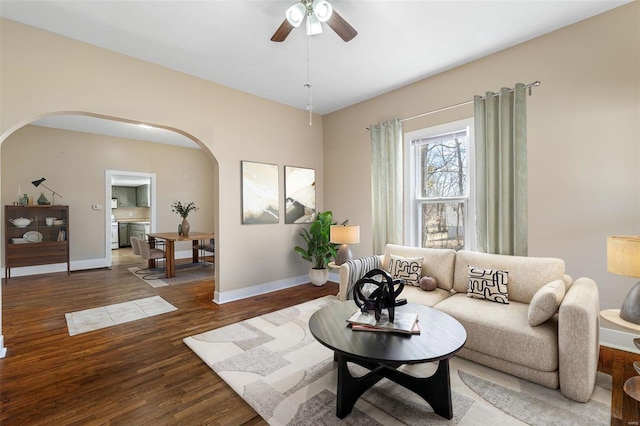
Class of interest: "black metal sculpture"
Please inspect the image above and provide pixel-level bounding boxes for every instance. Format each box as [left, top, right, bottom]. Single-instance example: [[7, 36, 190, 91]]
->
[[353, 268, 407, 323]]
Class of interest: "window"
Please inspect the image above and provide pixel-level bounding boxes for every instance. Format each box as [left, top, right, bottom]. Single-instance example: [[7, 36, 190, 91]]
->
[[404, 118, 475, 250]]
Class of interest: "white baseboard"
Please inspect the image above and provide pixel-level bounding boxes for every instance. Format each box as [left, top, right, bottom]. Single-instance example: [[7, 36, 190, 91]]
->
[[213, 270, 340, 304], [3, 250, 199, 278], [214, 274, 311, 304]]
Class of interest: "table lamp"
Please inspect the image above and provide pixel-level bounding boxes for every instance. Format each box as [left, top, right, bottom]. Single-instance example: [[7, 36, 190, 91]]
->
[[330, 225, 360, 265], [607, 235, 640, 324]]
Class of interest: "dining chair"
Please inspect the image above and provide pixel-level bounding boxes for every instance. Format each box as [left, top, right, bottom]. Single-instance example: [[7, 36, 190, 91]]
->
[[137, 239, 167, 279], [194, 238, 215, 267]]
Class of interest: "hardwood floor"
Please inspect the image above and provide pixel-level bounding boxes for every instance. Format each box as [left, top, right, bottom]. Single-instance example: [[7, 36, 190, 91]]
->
[[0, 257, 338, 425]]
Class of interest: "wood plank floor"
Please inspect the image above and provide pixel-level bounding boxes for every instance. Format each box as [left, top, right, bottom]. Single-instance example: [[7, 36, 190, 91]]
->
[[0, 253, 339, 425]]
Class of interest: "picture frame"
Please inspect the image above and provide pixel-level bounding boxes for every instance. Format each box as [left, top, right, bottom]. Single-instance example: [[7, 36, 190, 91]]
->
[[284, 166, 316, 224], [241, 161, 279, 224]]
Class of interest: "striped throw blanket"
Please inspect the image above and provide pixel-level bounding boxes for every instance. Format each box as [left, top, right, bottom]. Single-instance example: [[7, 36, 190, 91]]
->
[[345, 255, 382, 300]]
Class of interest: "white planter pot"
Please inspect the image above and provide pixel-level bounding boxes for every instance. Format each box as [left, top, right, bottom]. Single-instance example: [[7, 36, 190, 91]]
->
[[309, 268, 329, 286]]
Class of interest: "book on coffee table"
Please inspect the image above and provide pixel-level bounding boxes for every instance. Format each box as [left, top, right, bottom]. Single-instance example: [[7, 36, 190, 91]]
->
[[347, 310, 420, 335]]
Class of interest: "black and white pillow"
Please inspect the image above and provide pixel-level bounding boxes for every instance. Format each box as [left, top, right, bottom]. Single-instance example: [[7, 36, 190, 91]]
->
[[388, 254, 423, 286], [467, 266, 509, 304]]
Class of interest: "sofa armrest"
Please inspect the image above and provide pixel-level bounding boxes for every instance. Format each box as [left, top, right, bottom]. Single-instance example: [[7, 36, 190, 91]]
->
[[337, 255, 384, 301], [558, 277, 600, 402]]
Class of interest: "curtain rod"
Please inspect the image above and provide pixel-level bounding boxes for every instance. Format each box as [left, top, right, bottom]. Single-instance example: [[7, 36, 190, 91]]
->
[[366, 81, 540, 131], [400, 81, 540, 123]]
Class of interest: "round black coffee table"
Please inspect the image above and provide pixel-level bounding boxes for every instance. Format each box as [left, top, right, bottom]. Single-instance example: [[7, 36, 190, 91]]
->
[[309, 300, 467, 419]]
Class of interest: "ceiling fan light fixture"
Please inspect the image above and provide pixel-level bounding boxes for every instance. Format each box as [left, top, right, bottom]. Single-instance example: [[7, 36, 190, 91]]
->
[[285, 3, 306, 27], [306, 14, 323, 35], [312, 0, 333, 22]]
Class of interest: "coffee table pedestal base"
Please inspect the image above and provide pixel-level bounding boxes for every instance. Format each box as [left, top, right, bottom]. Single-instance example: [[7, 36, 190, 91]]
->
[[336, 352, 453, 420]]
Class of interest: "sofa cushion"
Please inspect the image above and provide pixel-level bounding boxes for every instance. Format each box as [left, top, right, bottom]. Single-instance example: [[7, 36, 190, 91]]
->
[[383, 244, 456, 291], [528, 279, 565, 326], [453, 250, 565, 304], [400, 285, 452, 307], [467, 266, 509, 304], [436, 294, 559, 372], [388, 254, 422, 286]]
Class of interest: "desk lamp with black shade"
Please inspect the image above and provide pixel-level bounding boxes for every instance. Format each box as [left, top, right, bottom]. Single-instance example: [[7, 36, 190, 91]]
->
[[31, 177, 62, 205]]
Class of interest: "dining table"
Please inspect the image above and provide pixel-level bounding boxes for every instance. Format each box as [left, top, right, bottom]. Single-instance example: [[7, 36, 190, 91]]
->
[[147, 231, 215, 278]]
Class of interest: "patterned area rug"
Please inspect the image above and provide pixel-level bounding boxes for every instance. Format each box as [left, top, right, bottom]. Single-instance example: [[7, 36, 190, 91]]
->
[[184, 295, 611, 425], [128, 262, 214, 288]]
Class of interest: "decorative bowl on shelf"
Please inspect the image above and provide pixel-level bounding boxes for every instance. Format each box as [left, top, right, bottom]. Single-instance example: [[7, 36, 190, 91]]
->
[[53, 219, 65, 226], [9, 217, 33, 228], [11, 237, 27, 244]]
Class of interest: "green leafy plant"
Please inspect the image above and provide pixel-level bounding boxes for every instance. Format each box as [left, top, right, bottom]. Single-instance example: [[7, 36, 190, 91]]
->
[[294, 210, 347, 269], [171, 201, 199, 219]]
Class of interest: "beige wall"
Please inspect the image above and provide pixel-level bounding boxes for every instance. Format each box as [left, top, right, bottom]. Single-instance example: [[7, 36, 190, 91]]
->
[[1, 124, 215, 260], [0, 18, 324, 302], [323, 2, 640, 317]]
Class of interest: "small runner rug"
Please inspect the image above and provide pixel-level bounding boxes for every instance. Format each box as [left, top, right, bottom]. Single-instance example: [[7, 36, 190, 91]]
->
[[128, 262, 214, 288], [66, 295, 176, 336], [183, 295, 611, 425]]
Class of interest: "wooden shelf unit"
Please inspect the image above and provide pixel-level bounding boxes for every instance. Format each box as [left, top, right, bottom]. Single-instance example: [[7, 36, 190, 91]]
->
[[4, 205, 70, 279]]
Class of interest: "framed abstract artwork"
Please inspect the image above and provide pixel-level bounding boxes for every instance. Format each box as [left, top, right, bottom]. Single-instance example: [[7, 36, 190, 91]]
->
[[284, 166, 316, 224], [241, 161, 279, 224]]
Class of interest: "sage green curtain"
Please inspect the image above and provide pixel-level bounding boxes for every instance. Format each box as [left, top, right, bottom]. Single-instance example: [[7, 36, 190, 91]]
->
[[474, 83, 528, 255], [370, 118, 403, 254]]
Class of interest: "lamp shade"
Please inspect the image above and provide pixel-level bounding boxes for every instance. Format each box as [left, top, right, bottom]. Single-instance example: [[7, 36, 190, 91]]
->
[[312, 0, 333, 22], [330, 225, 360, 244], [607, 236, 640, 278], [285, 2, 306, 27]]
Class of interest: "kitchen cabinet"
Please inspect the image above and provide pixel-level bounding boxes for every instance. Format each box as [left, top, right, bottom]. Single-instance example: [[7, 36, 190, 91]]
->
[[136, 185, 149, 207], [4, 205, 70, 279], [129, 223, 146, 244], [116, 187, 136, 207], [118, 223, 130, 247]]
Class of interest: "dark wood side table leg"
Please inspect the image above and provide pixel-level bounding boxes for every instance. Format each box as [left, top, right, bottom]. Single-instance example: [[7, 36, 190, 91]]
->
[[598, 345, 640, 426]]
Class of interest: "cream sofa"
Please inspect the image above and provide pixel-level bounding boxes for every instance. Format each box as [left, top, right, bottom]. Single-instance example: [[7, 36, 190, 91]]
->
[[337, 243, 600, 403]]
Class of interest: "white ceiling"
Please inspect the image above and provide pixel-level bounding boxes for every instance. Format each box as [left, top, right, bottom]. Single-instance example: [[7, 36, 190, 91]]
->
[[1, 0, 631, 143]]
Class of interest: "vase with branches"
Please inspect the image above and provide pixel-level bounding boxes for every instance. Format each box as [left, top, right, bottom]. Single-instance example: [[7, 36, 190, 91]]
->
[[171, 201, 198, 236]]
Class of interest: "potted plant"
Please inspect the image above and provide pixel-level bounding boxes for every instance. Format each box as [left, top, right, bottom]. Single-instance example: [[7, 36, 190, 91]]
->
[[171, 201, 198, 236], [294, 210, 346, 286]]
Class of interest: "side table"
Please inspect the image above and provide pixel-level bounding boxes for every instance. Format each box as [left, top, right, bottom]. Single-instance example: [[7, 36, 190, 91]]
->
[[600, 309, 640, 425]]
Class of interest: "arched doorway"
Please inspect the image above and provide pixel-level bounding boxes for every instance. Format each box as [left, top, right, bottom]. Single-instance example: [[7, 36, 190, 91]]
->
[[0, 111, 219, 357]]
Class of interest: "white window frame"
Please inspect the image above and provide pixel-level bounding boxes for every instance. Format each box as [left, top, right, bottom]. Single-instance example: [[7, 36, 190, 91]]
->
[[403, 118, 476, 250]]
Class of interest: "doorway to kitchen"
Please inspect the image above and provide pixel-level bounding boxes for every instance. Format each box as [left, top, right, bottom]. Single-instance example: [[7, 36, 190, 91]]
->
[[105, 170, 156, 267]]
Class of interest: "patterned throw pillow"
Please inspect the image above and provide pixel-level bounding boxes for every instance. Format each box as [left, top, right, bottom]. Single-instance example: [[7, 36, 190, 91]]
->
[[388, 254, 423, 286], [467, 266, 509, 304]]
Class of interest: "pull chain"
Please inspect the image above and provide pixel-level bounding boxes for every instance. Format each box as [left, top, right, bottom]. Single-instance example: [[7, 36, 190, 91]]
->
[[306, 33, 312, 126]]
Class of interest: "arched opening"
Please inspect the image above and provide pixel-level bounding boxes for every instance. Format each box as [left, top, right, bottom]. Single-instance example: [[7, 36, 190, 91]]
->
[[0, 111, 219, 356]]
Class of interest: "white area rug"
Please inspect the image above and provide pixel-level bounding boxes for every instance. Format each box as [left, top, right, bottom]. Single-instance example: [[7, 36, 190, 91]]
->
[[65, 295, 176, 336], [128, 262, 214, 288], [184, 295, 611, 425]]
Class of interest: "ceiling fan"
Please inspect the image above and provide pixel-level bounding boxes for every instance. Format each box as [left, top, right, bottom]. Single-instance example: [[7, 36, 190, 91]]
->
[[270, 0, 357, 42]]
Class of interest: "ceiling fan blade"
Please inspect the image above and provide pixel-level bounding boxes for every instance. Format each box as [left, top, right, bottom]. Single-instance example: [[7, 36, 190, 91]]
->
[[326, 9, 357, 42], [271, 19, 295, 42]]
